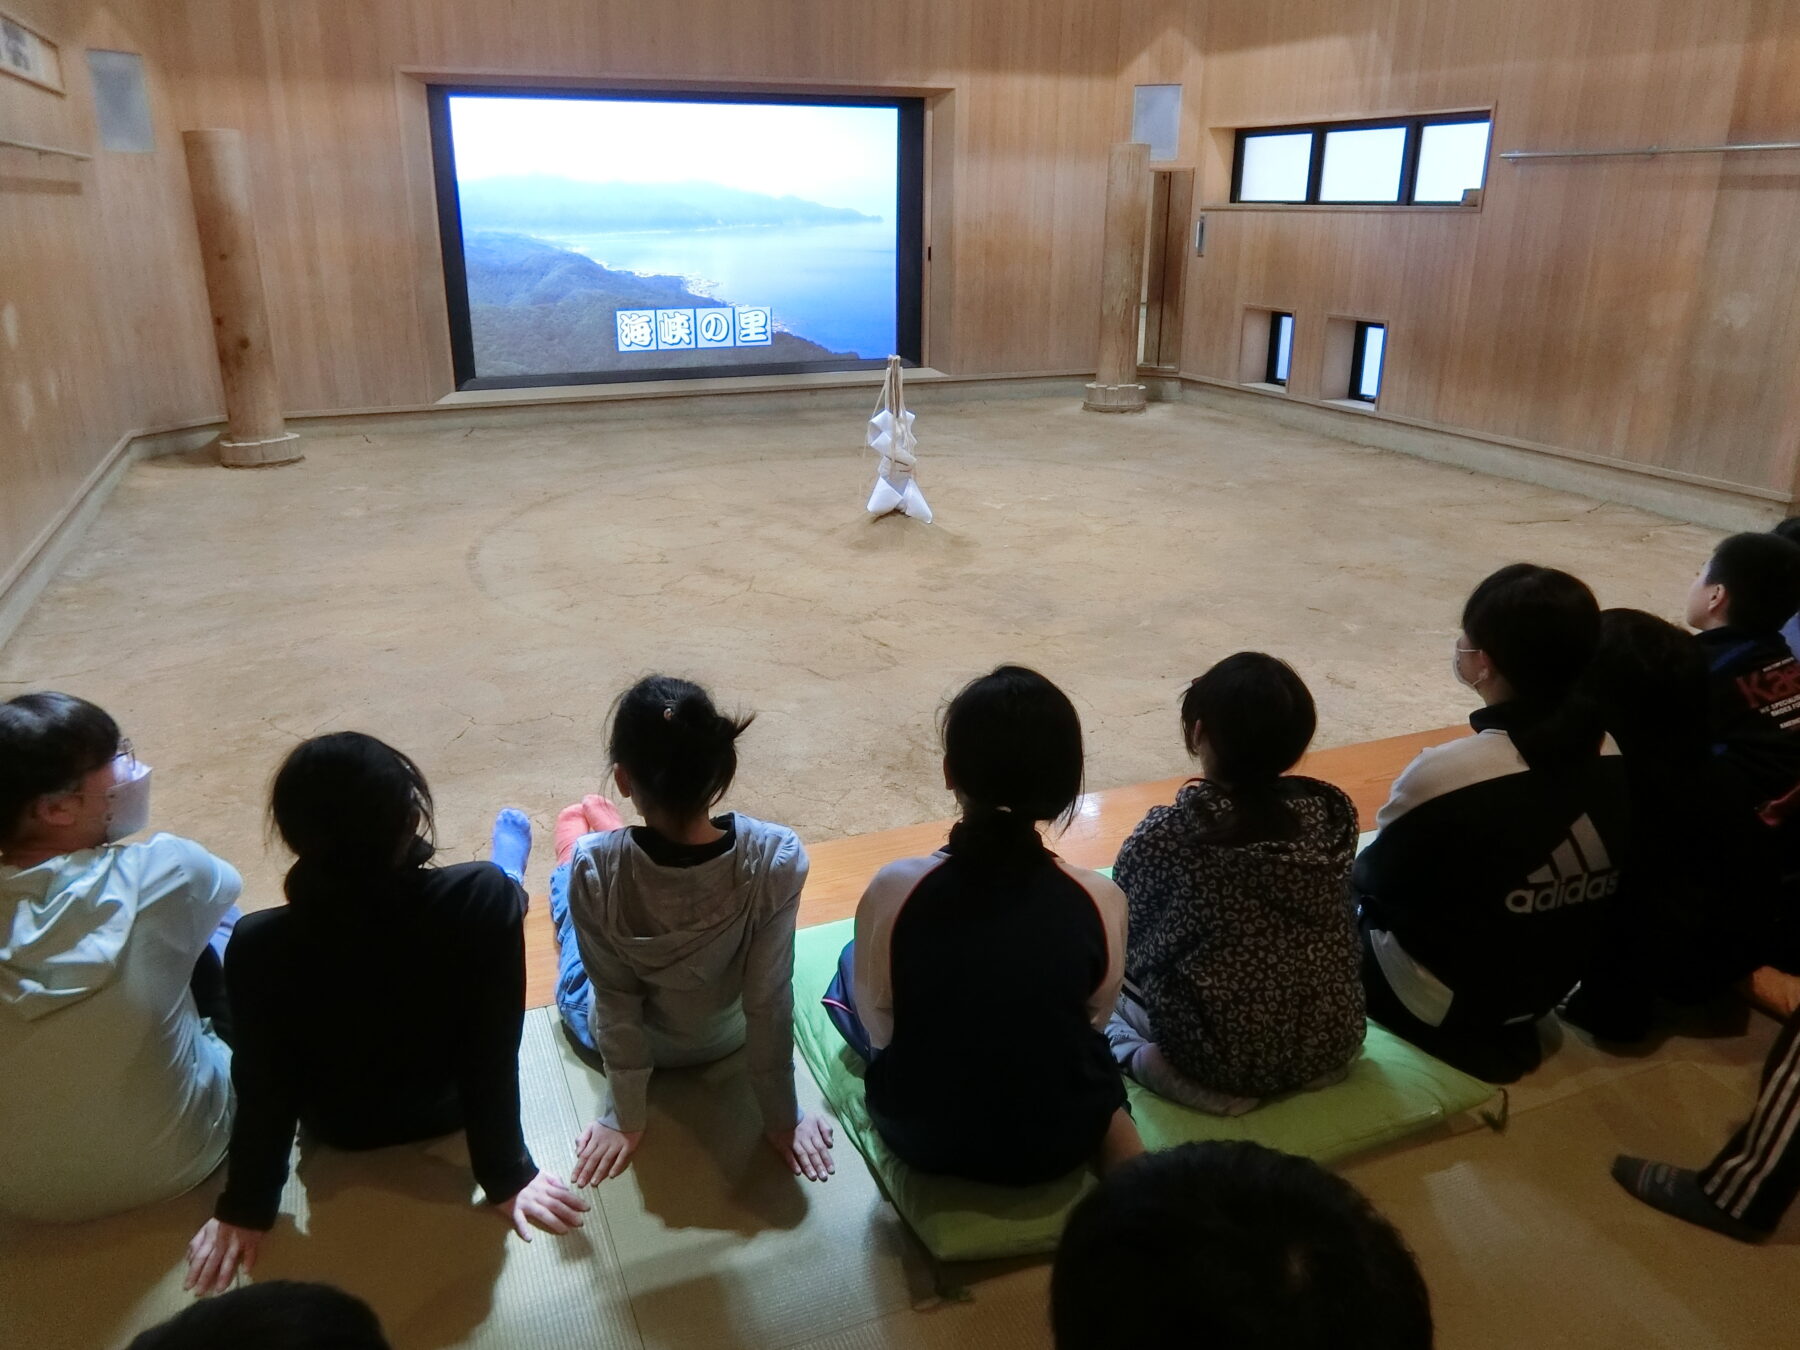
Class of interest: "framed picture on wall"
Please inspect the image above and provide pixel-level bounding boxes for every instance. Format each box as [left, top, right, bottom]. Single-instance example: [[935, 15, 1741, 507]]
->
[[0, 8, 63, 93]]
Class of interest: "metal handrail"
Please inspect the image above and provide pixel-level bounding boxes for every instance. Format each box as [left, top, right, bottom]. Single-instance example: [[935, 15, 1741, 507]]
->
[[0, 136, 92, 161], [1502, 140, 1800, 162]]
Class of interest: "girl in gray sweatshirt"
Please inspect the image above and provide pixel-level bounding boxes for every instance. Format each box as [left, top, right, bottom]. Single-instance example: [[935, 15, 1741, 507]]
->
[[550, 676, 834, 1186]]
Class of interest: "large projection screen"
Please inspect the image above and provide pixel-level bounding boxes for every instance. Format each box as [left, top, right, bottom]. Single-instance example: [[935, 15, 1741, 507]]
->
[[429, 87, 924, 390]]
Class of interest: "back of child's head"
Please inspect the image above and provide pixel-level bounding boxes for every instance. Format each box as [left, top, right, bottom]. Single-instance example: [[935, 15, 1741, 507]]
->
[[1180, 653, 1316, 844], [1771, 517, 1800, 547], [1461, 563, 1603, 771], [608, 674, 753, 819], [125, 1280, 391, 1350], [1051, 1142, 1433, 1350], [1705, 532, 1800, 634], [270, 731, 436, 874], [941, 664, 1084, 826], [0, 691, 120, 849], [1587, 608, 1708, 765], [1461, 563, 1599, 701]]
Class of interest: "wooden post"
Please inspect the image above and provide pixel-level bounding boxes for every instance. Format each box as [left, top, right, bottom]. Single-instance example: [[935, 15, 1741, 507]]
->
[[183, 128, 301, 468], [1084, 141, 1152, 413]]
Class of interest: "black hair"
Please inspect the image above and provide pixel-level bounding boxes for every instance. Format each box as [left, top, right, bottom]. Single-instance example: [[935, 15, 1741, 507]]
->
[[1180, 652, 1317, 846], [1461, 563, 1603, 772], [1705, 532, 1800, 635], [1051, 1142, 1433, 1350], [941, 665, 1085, 833], [1585, 608, 1708, 768], [608, 675, 753, 819], [125, 1280, 391, 1350], [269, 732, 436, 875], [1770, 517, 1800, 546], [0, 691, 121, 847]]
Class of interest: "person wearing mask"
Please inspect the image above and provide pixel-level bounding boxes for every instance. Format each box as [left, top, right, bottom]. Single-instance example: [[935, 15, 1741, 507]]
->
[[0, 692, 238, 1222], [1356, 565, 1629, 1082]]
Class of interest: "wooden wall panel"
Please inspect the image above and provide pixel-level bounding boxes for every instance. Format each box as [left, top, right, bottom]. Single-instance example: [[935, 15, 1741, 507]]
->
[[0, 0, 218, 602], [1181, 0, 1800, 498], [141, 0, 1187, 412]]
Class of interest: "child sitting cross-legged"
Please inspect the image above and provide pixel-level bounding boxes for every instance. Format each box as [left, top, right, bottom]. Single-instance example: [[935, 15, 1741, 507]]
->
[[551, 675, 834, 1187], [1107, 653, 1365, 1115]]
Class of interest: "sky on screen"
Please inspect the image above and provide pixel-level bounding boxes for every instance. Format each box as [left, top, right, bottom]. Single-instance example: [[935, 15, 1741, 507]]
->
[[448, 95, 898, 217]]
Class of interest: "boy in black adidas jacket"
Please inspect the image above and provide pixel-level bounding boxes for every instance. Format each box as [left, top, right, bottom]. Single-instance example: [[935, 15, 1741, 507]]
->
[[1355, 565, 1631, 1083]]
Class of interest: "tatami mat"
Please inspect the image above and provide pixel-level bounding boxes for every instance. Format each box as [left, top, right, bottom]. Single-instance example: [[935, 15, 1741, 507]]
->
[[785, 1267, 1054, 1350], [4, 1005, 1794, 1350], [1343, 1056, 1799, 1350], [0, 1011, 642, 1350], [549, 1021, 927, 1349]]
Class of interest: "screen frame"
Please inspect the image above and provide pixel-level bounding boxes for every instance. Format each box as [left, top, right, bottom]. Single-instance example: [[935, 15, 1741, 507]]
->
[[428, 83, 925, 391]]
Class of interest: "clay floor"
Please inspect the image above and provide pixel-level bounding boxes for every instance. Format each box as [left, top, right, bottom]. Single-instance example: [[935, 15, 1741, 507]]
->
[[4, 395, 1796, 1350], [0, 394, 1719, 910]]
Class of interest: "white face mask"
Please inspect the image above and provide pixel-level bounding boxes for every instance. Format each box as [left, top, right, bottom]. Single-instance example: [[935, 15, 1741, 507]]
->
[[104, 758, 153, 842], [1452, 643, 1482, 690]]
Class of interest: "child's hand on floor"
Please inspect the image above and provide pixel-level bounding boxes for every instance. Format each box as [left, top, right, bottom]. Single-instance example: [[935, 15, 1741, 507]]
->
[[182, 1218, 264, 1296], [572, 1120, 643, 1185], [497, 1168, 589, 1239], [767, 1111, 837, 1182]]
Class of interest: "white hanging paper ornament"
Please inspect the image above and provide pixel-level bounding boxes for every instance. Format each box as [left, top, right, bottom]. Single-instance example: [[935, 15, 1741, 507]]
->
[[865, 356, 931, 523]]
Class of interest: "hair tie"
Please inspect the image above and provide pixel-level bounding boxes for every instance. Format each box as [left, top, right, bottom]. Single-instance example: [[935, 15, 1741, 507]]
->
[[663, 705, 675, 721]]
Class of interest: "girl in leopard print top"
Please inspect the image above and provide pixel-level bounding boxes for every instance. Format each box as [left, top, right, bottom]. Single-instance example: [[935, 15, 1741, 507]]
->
[[1107, 654, 1364, 1113]]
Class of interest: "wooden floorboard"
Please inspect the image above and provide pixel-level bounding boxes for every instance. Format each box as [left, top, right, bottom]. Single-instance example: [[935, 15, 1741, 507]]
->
[[523, 724, 1466, 1008]]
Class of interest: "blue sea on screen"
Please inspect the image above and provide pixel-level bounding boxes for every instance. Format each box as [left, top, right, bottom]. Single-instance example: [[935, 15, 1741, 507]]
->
[[552, 219, 898, 360]]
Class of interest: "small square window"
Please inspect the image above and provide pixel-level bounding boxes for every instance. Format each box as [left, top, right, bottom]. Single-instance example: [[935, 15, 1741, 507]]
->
[[1237, 131, 1313, 202], [1319, 126, 1407, 203], [1350, 322, 1386, 402], [1266, 312, 1295, 386], [1414, 120, 1491, 203]]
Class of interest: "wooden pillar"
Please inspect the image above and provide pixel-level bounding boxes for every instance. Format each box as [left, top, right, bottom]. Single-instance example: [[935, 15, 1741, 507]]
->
[[183, 129, 301, 468], [1083, 141, 1151, 414]]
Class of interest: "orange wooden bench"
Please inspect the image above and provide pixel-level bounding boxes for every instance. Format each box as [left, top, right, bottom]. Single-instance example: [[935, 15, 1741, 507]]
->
[[522, 724, 1466, 1009]]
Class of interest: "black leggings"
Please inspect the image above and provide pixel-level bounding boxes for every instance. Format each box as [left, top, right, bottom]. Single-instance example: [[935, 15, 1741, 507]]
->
[[189, 947, 235, 1047], [1358, 924, 1541, 1085]]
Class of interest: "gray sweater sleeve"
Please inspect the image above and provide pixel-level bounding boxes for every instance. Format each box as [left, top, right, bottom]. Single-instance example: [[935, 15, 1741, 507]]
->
[[568, 851, 656, 1133], [739, 839, 808, 1130]]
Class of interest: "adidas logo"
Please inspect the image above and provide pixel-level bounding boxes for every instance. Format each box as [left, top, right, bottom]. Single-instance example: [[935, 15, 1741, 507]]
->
[[1504, 814, 1619, 914]]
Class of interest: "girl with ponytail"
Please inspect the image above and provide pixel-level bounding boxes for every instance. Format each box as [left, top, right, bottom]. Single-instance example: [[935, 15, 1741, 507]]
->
[[824, 666, 1141, 1185], [551, 676, 833, 1187], [1356, 564, 1631, 1083], [1108, 653, 1365, 1115]]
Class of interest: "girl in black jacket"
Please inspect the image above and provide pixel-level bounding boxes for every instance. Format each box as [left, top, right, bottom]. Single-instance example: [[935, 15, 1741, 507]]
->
[[183, 734, 586, 1294]]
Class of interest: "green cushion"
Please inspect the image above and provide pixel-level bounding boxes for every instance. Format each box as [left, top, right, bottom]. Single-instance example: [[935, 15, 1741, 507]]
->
[[791, 916, 1496, 1263]]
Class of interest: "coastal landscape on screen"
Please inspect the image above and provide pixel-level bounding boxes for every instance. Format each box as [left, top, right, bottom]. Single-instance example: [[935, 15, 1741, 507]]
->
[[445, 95, 900, 380]]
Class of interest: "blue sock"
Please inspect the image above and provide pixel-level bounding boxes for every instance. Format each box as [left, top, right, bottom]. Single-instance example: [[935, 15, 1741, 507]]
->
[[491, 808, 532, 885]]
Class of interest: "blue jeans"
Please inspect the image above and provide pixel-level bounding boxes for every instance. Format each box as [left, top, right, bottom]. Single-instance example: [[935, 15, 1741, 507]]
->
[[549, 863, 600, 1058], [823, 940, 877, 1064]]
